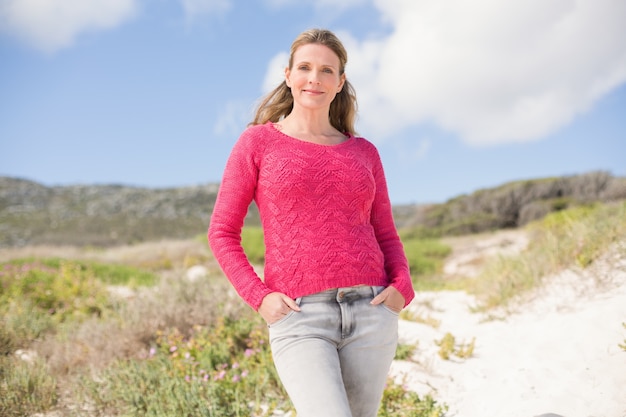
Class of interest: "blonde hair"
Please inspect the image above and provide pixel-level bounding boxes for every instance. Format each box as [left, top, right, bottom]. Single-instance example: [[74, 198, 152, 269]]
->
[[250, 28, 358, 135]]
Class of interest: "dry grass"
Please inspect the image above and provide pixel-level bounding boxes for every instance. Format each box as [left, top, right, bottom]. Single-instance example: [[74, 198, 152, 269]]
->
[[0, 239, 248, 415], [0, 237, 217, 272], [1, 233, 450, 416], [460, 202, 626, 310]]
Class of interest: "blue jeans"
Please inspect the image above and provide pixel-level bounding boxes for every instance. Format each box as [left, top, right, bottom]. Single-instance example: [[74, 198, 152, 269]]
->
[[268, 286, 399, 417]]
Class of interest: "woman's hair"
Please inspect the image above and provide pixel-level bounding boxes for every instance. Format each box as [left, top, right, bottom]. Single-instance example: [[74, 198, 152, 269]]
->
[[250, 28, 358, 135]]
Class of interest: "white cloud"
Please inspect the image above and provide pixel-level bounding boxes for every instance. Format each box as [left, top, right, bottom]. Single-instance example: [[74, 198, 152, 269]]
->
[[413, 138, 431, 160], [213, 99, 255, 138], [0, 0, 137, 53], [391, 137, 431, 165], [368, 0, 626, 145], [180, 0, 231, 20], [262, 51, 289, 93], [265, 0, 626, 146], [264, 0, 366, 11]]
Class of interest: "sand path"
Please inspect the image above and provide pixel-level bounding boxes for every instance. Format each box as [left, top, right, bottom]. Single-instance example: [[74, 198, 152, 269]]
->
[[391, 231, 626, 417]]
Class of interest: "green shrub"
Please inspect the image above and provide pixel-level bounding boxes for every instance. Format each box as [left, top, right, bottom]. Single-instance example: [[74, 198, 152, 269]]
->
[[30, 258, 158, 287], [400, 237, 451, 290], [84, 261, 158, 287], [471, 202, 626, 309], [0, 258, 158, 355], [0, 355, 57, 417], [0, 260, 111, 323], [550, 196, 571, 211], [0, 300, 54, 355], [435, 332, 475, 360], [82, 314, 290, 416], [402, 237, 451, 273], [81, 308, 448, 417], [530, 202, 625, 268], [395, 343, 417, 361], [379, 378, 447, 417], [241, 226, 265, 265]]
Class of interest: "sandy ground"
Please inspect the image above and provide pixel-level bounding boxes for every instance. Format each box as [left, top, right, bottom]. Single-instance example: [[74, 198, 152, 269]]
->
[[391, 231, 626, 417]]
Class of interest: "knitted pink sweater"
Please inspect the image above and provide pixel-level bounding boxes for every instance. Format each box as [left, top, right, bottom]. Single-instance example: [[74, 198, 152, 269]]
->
[[208, 122, 414, 310]]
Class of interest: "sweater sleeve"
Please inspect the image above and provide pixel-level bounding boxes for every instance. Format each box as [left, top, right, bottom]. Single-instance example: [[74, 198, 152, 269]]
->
[[208, 130, 273, 310], [369, 146, 415, 307]]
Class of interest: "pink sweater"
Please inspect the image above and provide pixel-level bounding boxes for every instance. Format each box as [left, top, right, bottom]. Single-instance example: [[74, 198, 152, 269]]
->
[[208, 122, 415, 310]]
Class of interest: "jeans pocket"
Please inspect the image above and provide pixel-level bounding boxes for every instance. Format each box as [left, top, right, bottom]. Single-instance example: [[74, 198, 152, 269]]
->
[[268, 310, 296, 327], [380, 303, 400, 316], [268, 297, 302, 328]]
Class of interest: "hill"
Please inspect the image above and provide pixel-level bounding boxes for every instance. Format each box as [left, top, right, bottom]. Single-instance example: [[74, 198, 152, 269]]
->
[[0, 178, 220, 247], [1, 171, 625, 248], [393, 171, 626, 236]]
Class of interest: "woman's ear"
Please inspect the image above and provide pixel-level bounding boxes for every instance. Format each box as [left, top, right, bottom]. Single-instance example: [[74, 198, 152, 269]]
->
[[337, 73, 346, 92], [284, 67, 291, 88]]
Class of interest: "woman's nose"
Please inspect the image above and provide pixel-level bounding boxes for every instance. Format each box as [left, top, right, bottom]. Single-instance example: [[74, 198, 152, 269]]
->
[[308, 73, 321, 84]]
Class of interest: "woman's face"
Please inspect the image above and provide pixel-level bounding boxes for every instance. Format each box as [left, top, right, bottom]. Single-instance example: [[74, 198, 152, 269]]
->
[[285, 43, 346, 112]]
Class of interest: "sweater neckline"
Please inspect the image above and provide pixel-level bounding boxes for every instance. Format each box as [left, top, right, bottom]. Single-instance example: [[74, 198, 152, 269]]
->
[[268, 122, 355, 148]]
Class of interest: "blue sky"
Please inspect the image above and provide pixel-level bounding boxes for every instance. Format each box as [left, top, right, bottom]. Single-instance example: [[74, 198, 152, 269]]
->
[[1, 0, 625, 205]]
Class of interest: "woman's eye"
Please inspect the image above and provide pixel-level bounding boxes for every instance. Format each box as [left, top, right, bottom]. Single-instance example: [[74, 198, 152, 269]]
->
[[323, 68, 333, 73], [298, 65, 309, 71]]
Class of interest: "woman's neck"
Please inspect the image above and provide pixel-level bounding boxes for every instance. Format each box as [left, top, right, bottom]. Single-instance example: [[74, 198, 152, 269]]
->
[[278, 111, 346, 145]]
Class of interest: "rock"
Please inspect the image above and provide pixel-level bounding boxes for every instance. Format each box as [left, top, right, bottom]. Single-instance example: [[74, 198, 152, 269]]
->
[[186, 265, 209, 282]]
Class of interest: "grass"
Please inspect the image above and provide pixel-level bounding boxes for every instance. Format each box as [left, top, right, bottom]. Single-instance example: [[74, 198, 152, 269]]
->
[[402, 238, 451, 276], [81, 315, 289, 416], [398, 233, 453, 292], [467, 202, 626, 309], [0, 355, 57, 417], [435, 333, 475, 360], [1, 238, 446, 417], [400, 309, 441, 328], [241, 226, 265, 265], [379, 378, 448, 417], [395, 342, 418, 361]]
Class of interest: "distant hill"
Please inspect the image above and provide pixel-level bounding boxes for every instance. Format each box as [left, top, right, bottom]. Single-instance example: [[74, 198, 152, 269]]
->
[[1, 171, 625, 248], [0, 178, 221, 247], [393, 171, 626, 237]]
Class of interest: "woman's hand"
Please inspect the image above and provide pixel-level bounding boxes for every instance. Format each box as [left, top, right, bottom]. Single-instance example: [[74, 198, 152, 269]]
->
[[258, 292, 301, 325], [370, 286, 405, 313]]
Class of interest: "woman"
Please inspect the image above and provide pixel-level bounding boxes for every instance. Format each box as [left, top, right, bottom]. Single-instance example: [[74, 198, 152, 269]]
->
[[208, 28, 415, 417]]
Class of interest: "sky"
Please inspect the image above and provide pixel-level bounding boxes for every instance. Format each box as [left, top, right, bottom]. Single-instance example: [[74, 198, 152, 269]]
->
[[1, 0, 625, 205]]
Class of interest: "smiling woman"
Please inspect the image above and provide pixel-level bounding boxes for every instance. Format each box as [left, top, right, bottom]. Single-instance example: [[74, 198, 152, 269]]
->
[[282, 43, 347, 141], [208, 28, 415, 417], [251, 28, 358, 141]]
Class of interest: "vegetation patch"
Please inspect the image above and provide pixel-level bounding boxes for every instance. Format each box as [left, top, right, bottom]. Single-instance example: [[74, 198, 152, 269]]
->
[[400, 309, 441, 329], [395, 342, 418, 361], [398, 234, 452, 290], [241, 226, 265, 265], [0, 260, 112, 326], [82, 316, 290, 416], [0, 251, 447, 416], [0, 355, 57, 417], [469, 202, 626, 309], [379, 378, 448, 417], [435, 332, 475, 360], [1, 176, 624, 416]]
